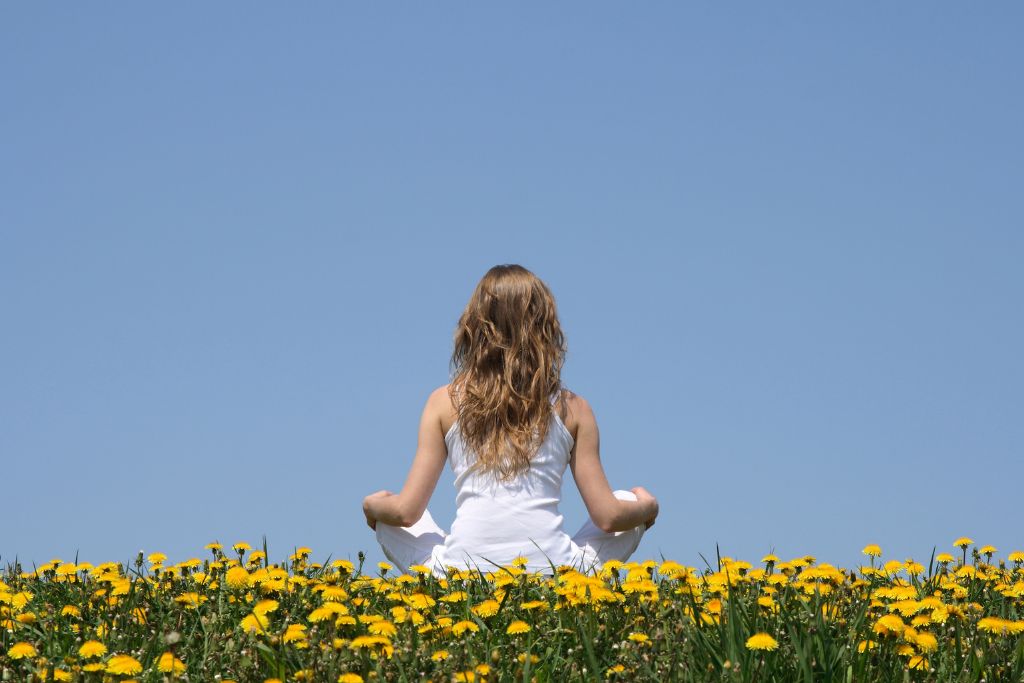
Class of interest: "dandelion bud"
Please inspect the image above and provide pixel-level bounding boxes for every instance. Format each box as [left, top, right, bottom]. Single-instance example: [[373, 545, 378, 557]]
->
[[165, 631, 181, 645]]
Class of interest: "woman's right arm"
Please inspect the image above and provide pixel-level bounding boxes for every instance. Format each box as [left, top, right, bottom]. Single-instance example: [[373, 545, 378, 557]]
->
[[567, 394, 659, 533]]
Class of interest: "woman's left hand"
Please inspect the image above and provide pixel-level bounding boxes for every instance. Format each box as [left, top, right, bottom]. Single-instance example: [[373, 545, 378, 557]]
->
[[362, 490, 394, 530]]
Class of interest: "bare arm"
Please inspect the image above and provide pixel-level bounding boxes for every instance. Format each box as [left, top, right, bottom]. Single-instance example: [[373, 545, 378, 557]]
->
[[568, 394, 659, 533], [362, 386, 450, 528]]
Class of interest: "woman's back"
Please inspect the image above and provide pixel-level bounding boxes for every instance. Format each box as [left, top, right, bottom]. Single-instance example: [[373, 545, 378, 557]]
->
[[433, 396, 577, 574], [364, 264, 657, 576]]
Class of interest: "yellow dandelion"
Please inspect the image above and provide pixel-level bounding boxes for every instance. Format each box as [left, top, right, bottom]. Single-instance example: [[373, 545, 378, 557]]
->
[[507, 620, 531, 635], [908, 655, 929, 670], [953, 537, 973, 549], [233, 542, 252, 553], [627, 632, 650, 644], [368, 620, 397, 637], [978, 617, 1012, 634], [225, 566, 251, 589], [452, 619, 480, 636], [873, 614, 906, 636], [78, 640, 107, 658], [253, 599, 279, 616], [338, 675, 364, 683], [283, 624, 308, 643], [157, 652, 186, 674], [471, 600, 500, 618], [745, 632, 779, 651], [6, 642, 36, 659], [431, 649, 450, 661], [241, 612, 269, 634], [862, 544, 882, 557], [105, 655, 143, 675], [856, 640, 877, 653], [914, 631, 939, 653]]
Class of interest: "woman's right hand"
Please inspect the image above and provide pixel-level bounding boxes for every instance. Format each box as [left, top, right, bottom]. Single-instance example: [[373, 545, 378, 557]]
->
[[630, 486, 659, 529]]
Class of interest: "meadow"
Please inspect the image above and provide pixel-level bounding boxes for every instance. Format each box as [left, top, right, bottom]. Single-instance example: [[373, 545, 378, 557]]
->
[[2, 539, 1022, 682]]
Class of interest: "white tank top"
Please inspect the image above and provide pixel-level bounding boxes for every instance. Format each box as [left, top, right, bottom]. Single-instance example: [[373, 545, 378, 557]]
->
[[429, 396, 577, 575]]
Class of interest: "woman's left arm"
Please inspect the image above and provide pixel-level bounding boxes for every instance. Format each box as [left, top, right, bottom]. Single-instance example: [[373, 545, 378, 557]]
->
[[362, 386, 450, 528]]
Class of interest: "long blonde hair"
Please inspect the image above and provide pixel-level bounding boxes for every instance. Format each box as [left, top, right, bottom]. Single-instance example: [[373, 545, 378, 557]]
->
[[449, 264, 567, 481]]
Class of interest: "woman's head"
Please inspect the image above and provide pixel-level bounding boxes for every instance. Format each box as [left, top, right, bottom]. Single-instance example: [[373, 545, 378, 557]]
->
[[450, 264, 567, 481]]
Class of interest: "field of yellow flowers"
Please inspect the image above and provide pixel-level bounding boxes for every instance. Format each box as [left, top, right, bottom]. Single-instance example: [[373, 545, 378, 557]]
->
[[2, 538, 1023, 682]]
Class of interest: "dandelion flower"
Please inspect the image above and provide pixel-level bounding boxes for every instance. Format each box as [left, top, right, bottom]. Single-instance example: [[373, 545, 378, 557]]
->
[[862, 544, 882, 557], [872, 614, 906, 636], [507, 620, 531, 635], [6, 642, 36, 659], [368, 620, 397, 637], [106, 655, 143, 675], [953, 537, 973, 549], [471, 600, 500, 618], [79, 640, 107, 658], [157, 652, 186, 674], [338, 675, 364, 683], [856, 640, 877, 653], [745, 632, 779, 651], [914, 631, 938, 652], [225, 566, 251, 589], [627, 632, 650, 644], [283, 624, 308, 643], [978, 617, 1012, 634], [431, 649, 450, 661], [253, 599, 279, 616], [452, 619, 480, 636], [241, 612, 269, 634]]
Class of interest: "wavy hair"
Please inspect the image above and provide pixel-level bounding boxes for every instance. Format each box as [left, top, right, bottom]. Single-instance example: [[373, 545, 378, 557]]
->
[[449, 264, 567, 481]]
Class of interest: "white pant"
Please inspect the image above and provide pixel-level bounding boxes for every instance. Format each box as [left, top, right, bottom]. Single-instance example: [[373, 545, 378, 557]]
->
[[375, 489, 645, 575]]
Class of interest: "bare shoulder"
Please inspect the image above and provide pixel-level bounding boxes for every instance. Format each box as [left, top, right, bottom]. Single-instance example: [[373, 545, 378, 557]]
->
[[557, 388, 596, 439], [428, 384, 458, 435]]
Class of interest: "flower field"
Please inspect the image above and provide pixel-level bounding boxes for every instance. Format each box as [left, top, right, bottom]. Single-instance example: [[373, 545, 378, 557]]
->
[[2, 539, 1023, 682]]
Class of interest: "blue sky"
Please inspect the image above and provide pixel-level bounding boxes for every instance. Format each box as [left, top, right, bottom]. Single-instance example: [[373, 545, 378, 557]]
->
[[2, 3, 1021, 573]]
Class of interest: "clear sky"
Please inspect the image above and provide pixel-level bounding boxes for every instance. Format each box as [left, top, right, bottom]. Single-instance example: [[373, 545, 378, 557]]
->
[[2, 3, 1021, 573]]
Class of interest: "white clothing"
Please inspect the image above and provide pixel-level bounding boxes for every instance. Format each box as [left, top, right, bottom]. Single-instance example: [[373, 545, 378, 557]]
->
[[375, 404, 645, 576]]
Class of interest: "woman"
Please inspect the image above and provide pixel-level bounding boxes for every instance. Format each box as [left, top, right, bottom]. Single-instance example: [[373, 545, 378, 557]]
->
[[363, 264, 658, 576]]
